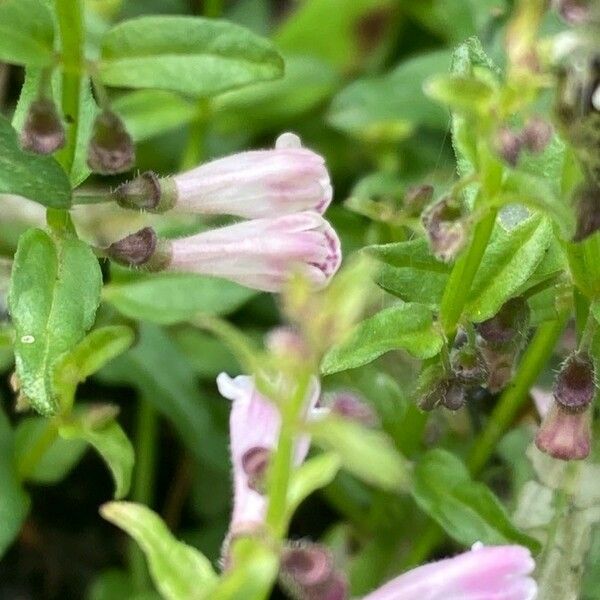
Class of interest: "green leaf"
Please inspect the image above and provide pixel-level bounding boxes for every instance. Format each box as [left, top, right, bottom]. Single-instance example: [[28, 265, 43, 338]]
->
[[275, 0, 396, 69], [0, 407, 30, 557], [98, 324, 228, 471], [101, 502, 218, 600], [424, 74, 494, 113], [54, 325, 135, 408], [466, 215, 553, 322], [0, 116, 72, 208], [214, 54, 339, 134], [61, 408, 134, 499], [99, 16, 283, 97], [0, 0, 55, 66], [366, 238, 450, 307], [286, 452, 341, 521], [321, 303, 444, 375], [14, 417, 87, 484], [9, 229, 102, 416], [327, 50, 451, 140], [89, 569, 161, 600], [113, 90, 198, 142], [412, 449, 540, 551], [499, 171, 575, 240], [103, 272, 256, 324], [308, 416, 411, 492]]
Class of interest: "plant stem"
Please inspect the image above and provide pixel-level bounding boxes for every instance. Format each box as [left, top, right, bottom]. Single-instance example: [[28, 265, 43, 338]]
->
[[179, 101, 210, 171], [16, 419, 59, 481], [54, 0, 84, 174], [129, 397, 159, 591], [265, 373, 310, 539], [439, 208, 498, 338], [467, 314, 568, 474]]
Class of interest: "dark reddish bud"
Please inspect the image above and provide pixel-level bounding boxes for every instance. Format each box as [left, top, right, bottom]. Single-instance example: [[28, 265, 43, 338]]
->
[[476, 297, 530, 348], [422, 197, 467, 262], [280, 543, 347, 600], [573, 183, 600, 242], [450, 344, 488, 387], [522, 116, 553, 153], [19, 98, 65, 154], [113, 171, 177, 213], [442, 380, 467, 411], [554, 351, 596, 412], [327, 391, 378, 426], [241, 446, 270, 493], [87, 110, 135, 174], [493, 126, 522, 167], [535, 402, 591, 460], [107, 227, 172, 271], [553, 0, 591, 24], [404, 184, 434, 216]]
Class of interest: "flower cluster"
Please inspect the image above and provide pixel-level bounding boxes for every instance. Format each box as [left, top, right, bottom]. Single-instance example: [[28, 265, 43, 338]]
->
[[107, 133, 341, 293], [217, 360, 538, 600]]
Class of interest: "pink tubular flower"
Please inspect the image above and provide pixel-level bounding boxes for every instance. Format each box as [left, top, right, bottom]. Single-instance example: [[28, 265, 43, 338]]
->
[[216, 372, 320, 538], [173, 133, 332, 218], [114, 132, 333, 217], [363, 544, 537, 600], [168, 211, 341, 292]]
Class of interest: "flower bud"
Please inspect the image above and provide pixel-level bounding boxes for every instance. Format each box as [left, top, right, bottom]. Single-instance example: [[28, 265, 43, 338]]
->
[[19, 98, 65, 154], [106, 227, 172, 271], [325, 391, 378, 426], [493, 126, 522, 167], [573, 183, 600, 242], [265, 327, 311, 363], [450, 340, 488, 388], [535, 401, 591, 460], [521, 116, 553, 154], [476, 297, 530, 348], [554, 351, 596, 412], [442, 380, 467, 411], [280, 542, 348, 600], [553, 0, 591, 24], [87, 110, 135, 174], [422, 197, 467, 262], [113, 171, 176, 213], [479, 344, 515, 393], [404, 184, 434, 216], [416, 363, 448, 411]]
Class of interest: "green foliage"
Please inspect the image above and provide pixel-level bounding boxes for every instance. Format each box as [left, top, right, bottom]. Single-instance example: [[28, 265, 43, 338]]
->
[[99, 16, 284, 96], [9, 228, 102, 415], [0, 0, 55, 66], [0, 407, 30, 557], [0, 116, 72, 208], [103, 272, 256, 324], [101, 502, 217, 600], [412, 449, 540, 551], [321, 303, 444, 374]]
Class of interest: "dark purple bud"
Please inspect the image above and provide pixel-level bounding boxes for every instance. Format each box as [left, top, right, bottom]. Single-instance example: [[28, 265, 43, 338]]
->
[[521, 116, 553, 153], [554, 351, 596, 412], [450, 344, 488, 387], [422, 197, 467, 262], [87, 110, 135, 174], [442, 380, 466, 411], [404, 184, 434, 216], [106, 227, 172, 271], [553, 0, 591, 24], [535, 401, 591, 460], [241, 446, 270, 493], [493, 126, 522, 167], [280, 543, 348, 600], [573, 184, 600, 242], [113, 171, 176, 213], [19, 98, 65, 154], [328, 391, 378, 426], [476, 297, 530, 348]]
